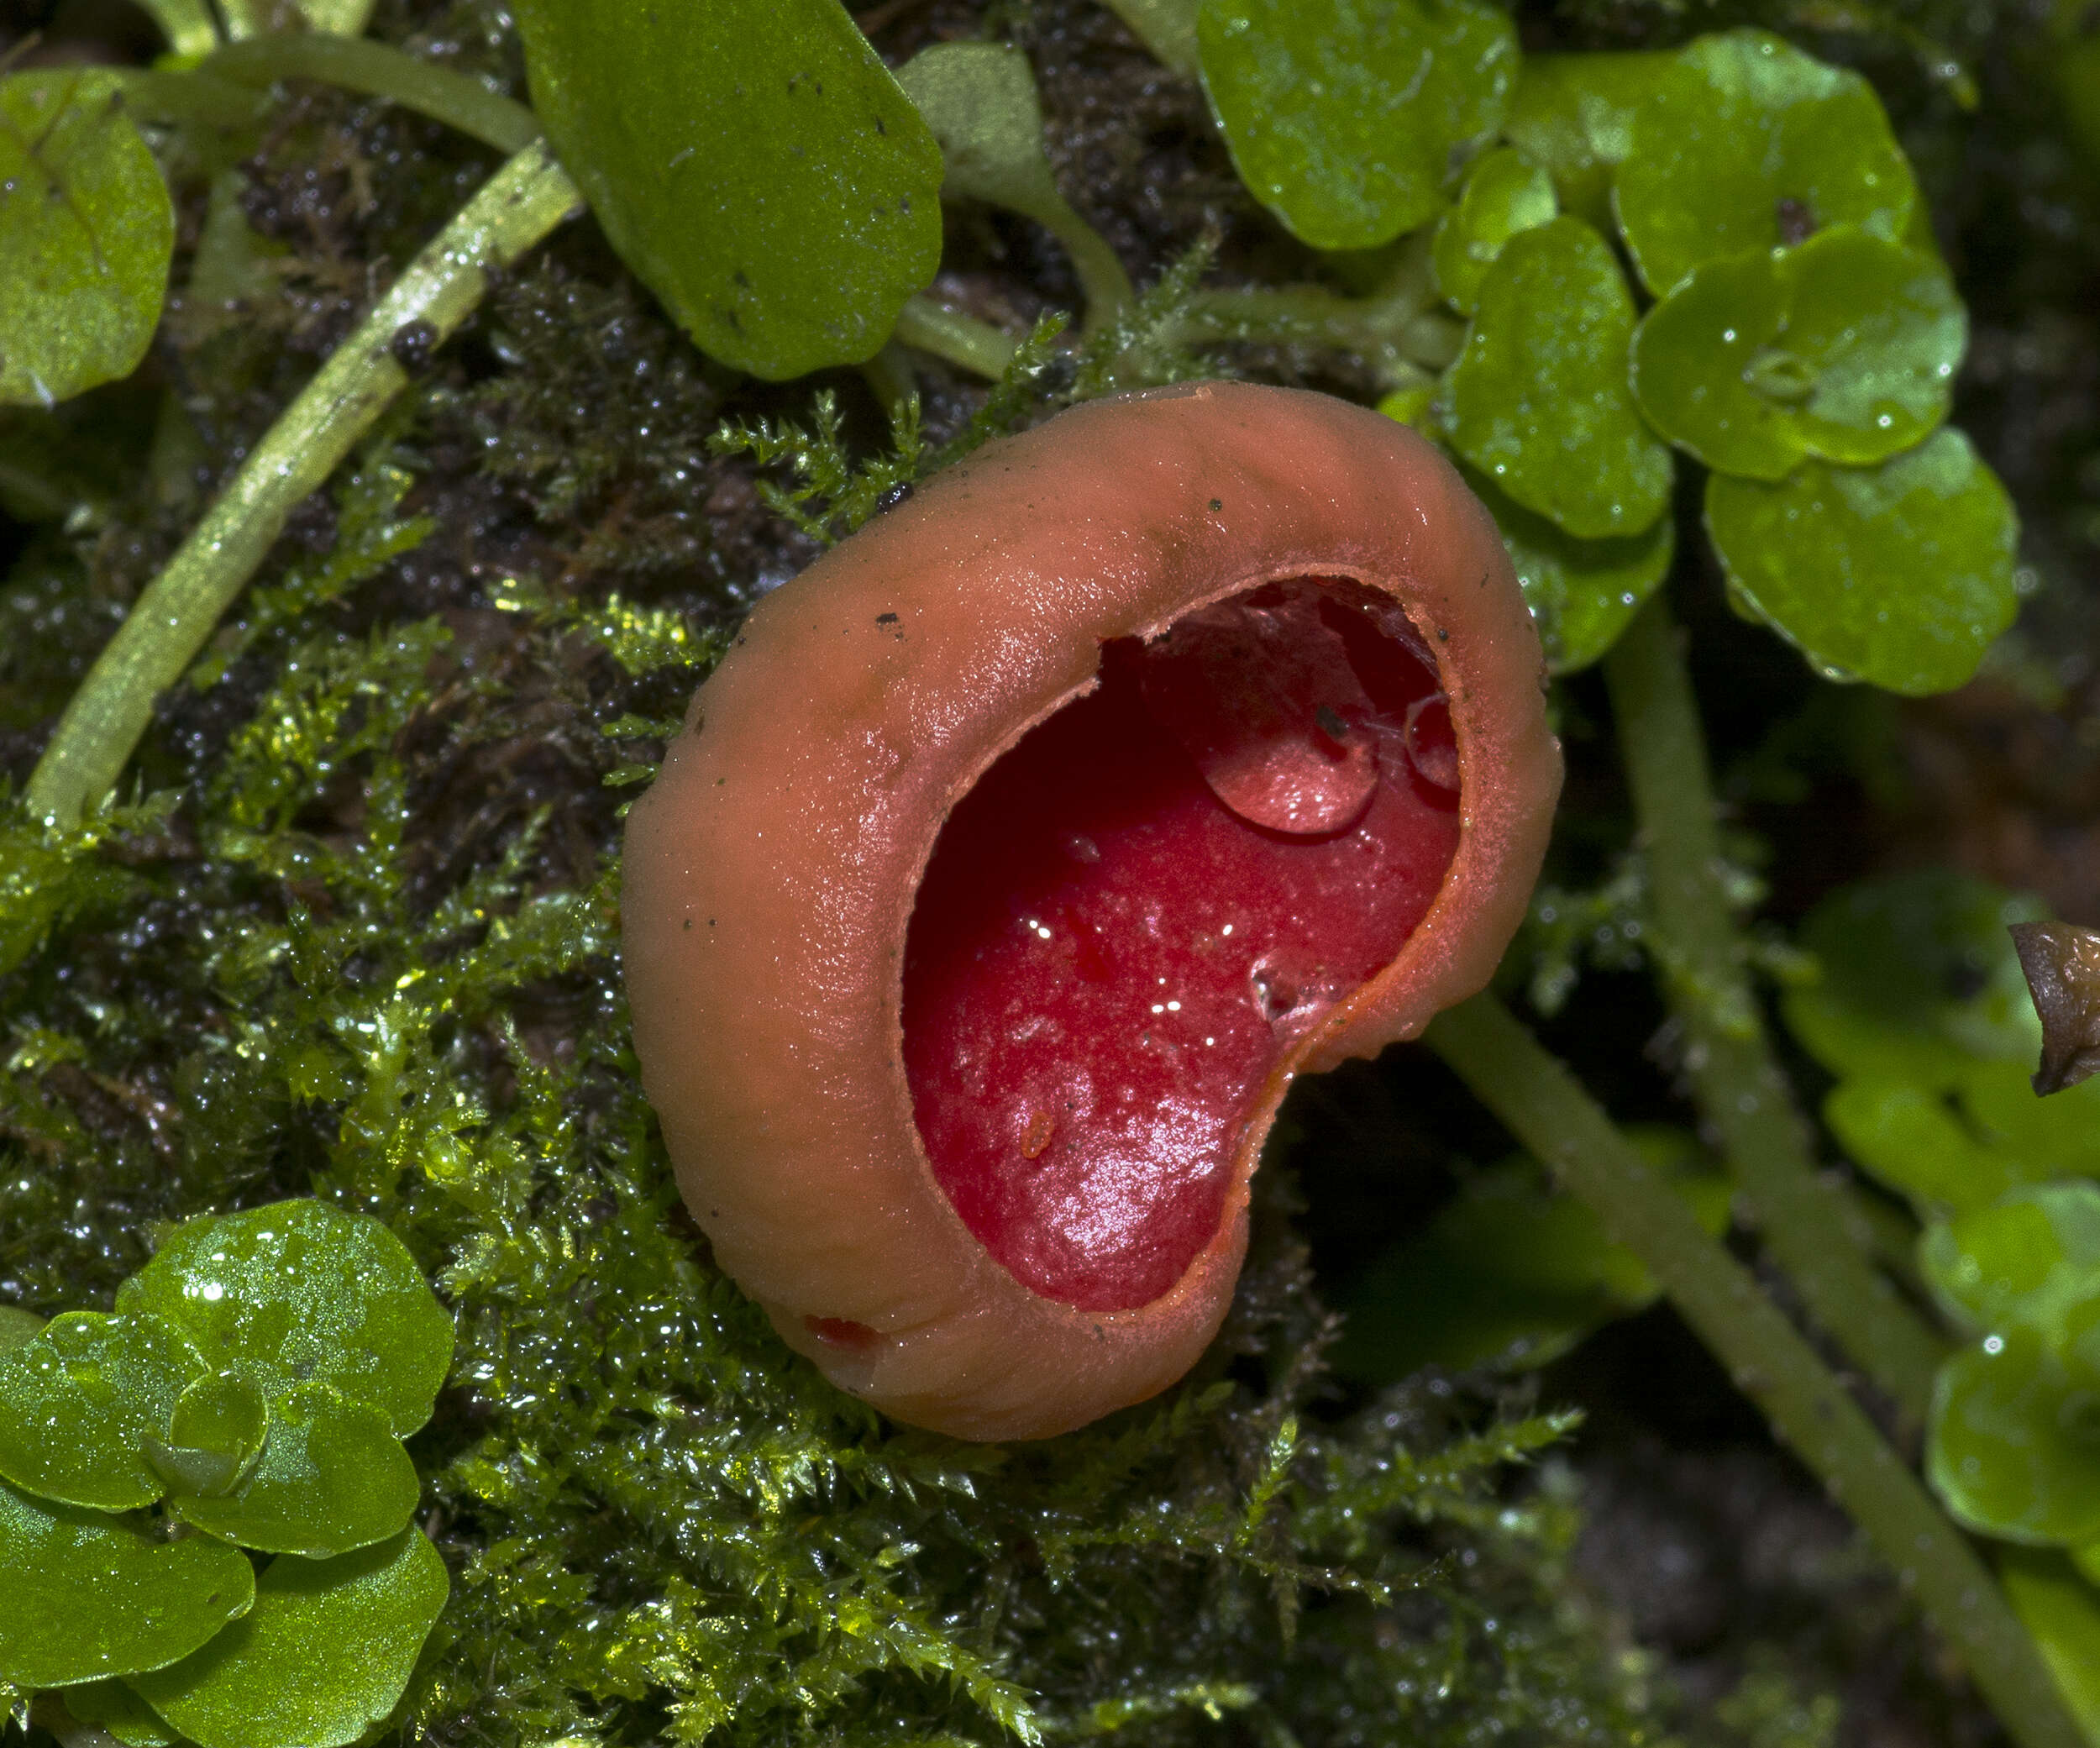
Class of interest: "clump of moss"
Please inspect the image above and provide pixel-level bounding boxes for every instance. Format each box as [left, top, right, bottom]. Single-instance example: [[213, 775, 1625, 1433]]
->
[[24, 0, 2069, 1738], [0, 548, 1662, 1744], [0, 118, 1662, 1719]]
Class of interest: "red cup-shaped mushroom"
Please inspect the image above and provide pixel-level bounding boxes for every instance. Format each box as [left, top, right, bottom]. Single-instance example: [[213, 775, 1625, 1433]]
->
[[624, 381, 1560, 1440]]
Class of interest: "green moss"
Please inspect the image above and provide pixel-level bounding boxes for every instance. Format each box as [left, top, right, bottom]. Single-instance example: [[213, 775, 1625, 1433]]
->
[[0, 8, 1803, 1738], [0, 367, 1661, 1745]]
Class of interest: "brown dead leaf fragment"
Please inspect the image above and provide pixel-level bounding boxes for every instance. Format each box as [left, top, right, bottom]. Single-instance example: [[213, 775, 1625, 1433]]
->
[[2008, 921, 2100, 1094]]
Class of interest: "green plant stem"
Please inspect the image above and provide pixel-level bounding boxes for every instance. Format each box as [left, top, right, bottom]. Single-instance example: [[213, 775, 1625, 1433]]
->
[[1426, 993, 2087, 1748], [1099, 0, 1200, 78], [1174, 285, 1462, 378], [120, 67, 272, 129], [25, 143, 580, 829], [213, 0, 267, 37], [206, 34, 541, 155], [1029, 202, 1134, 332], [295, 0, 379, 34], [134, 0, 219, 59], [891, 240, 1456, 385], [1602, 596, 1948, 1428], [893, 297, 1021, 378]]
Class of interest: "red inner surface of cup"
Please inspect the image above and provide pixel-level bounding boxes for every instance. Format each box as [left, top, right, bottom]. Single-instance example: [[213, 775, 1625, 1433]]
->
[[902, 579, 1462, 1311]]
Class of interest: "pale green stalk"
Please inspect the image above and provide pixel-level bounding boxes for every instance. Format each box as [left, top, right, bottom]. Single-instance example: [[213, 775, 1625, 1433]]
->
[[206, 34, 541, 154], [294, 0, 378, 34], [27, 144, 581, 827], [1428, 994, 2086, 1748], [134, 0, 220, 59], [1099, 0, 1200, 77], [1602, 596, 1949, 1428], [893, 298, 1022, 378]]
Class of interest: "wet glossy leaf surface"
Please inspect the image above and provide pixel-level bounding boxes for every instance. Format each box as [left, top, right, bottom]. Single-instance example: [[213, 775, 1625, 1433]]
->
[[0, 1308, 45, 1352], [512, 0, 942, 379], [134, 1530, 449, 1748], [1629, 249, 1794, 476], [1464, 463, 1672, 672], [0, 1311, 203, 1510], [1784, 869, 2047, 1088], [1631, 228, 1965, 477], [0, 71, 176, 407], [1197, 0, 1517, 249], [1614, 30, 1916, 297], [0, 1478, 254, 1688], [1504, 50, 1670, 230], [1432, 146, 1556, 316], [1446, 216, 1672, 538], [1926, 1327, 2100, 1544], [148, 1370, 269, 1499], [1705, 429, 2019, 695], [1919, 1184, 2100, 1360], [1781, 228, 1965, 463], [171, 1382, 418, 1557], [118, 1200, 453, 1438]]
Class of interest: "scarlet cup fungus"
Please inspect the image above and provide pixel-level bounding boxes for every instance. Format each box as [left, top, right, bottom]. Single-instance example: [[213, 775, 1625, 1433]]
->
[[624, 381, 1561, 1439]]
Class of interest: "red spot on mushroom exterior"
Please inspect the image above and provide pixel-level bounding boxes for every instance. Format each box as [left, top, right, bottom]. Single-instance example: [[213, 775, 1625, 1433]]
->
[[623, 382, 1561, 1441]]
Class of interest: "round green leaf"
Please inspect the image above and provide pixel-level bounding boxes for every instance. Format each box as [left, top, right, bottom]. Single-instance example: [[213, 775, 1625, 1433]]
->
[[147, 1371, 269, 1500], [1926, 1327, 2100, 1545], [61, 1679, 176, 1748], [0, 1311, 204, 1510], [1999, 1549, 2100, 1742], [1782, 227, 1964, 464], [1629, 249, 1795, 478], [1782, 869, 2046, 1087], [1462, 462, 1672, 673], [1631, 228, 1962, 478], [1196, 0, 1518, 249], [1919, 1184, 2100, 1357], [1823, 1080, 2034, 1217], [1432, 146, 1557, 316], [118, 1199, 454, 1438], [132, 1529, 449, 1748], [1445, 216, 1673, 539], [172, 1383, 419, 1558], [1614, 30, 1917, 297], [896, 43, 1056, 214], [0, 1306, 47, 1352], [0, 1478, 254, 1688], [512, 0, 943, 380], [895, 43, 1131, 321], [0, 71, 176, 407], [1705, 430, 2019, 696], [1504, 51, 1672, 231]]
